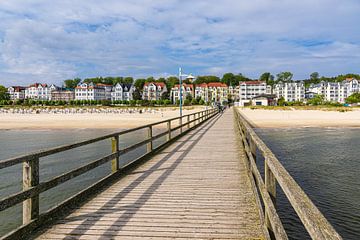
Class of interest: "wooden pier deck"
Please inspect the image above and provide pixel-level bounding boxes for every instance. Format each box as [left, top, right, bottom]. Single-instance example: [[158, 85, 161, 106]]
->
[[34, 110, 265, 239]]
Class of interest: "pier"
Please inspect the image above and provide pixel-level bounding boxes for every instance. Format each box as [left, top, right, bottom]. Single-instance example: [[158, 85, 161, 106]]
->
[[0, 108, 341, 239]]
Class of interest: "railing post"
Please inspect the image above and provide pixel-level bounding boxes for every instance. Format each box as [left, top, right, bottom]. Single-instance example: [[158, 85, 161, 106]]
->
[[167, 121, 171, 141], [147, 126, 153, 152], [187, 115, 190, 129], [111, 135, 119, 172], [179, 117, 183, 134], [249, 137, 257, 163], [23, 157, 39, 224], [265, 157, 277, 232]]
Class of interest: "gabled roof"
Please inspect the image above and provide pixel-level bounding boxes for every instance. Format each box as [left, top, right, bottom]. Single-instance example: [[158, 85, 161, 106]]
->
[[195, 83, 208, 88], [207, 82, 228, 88], [172, 83, 194, 89], [29, 83, 48, 88], [9, 86, 26, 91], [240, 80, 265, 85], [144, 82, 166, 88], [114, 83, 133, 91], [96, 83, 113, 87]]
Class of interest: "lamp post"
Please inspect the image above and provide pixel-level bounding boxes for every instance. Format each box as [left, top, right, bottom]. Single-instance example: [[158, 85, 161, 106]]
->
[[178, 68, 194, 133], [179, 67, 183, 118]]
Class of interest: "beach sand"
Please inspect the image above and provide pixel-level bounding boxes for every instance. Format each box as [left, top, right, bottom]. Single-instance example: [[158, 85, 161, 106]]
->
[[0, 108, 204, 130], [238, 108, 360, 128]]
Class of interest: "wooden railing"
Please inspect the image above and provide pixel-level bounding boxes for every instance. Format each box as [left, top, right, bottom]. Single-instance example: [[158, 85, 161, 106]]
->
[[0, 108, 218, 239], [234, 108, 342, 240]]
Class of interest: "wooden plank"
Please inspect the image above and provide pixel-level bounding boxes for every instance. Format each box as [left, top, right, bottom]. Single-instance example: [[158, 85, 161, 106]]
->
[[32, 109, 265, 240], [111, 136, 120, 172], [236, 108, 342, 240], [22, 157, 39, 224]]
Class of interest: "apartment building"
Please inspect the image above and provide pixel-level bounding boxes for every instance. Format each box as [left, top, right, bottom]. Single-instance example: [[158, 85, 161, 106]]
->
[[25, 83, 58, 100], [111, 83, 135, 101], [238, 81, 268, 106], [170, 84, 194, 103], [273, 81, 305, 102], [142, 82, 167, 101], [7, 86, 26, 100], [51, 88, 75, 102], [74, 82, 106, 101], [207, 82, 228, 103]]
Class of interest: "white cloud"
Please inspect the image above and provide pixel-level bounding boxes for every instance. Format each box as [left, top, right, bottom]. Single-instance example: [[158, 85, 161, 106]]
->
[[0, 0, 359, 86]]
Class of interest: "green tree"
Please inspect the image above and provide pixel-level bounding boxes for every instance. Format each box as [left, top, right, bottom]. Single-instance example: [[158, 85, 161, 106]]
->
[[0, 85, 10, 100], [191, 98, 198, 105], [193, 75, 220, 84], [165, 76, 179, 90], [310, 72, 319, 81], [134, 78, 146, 90], [185, 93, 193, 101], [277, 96, 286, 106], [345, 93, 360, 104], [260, 72, 275, 86], [161, 91, 169, 100], [221, 73, 235, 86], [132, 88, 142, 100], [307, 94, 325, 105], [64, 78, 81, 89], [123, 77, 134, 84], [276, 72, 293, 82]]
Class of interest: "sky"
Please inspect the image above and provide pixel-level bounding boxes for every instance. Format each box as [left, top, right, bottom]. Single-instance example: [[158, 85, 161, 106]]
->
[[0, 0, 359, 86]]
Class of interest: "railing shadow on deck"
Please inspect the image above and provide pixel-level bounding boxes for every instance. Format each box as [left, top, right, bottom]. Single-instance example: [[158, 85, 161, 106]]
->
[[0, 108, 218, 240], [60, 113, 222, 239], [234, 108, 342, 240]]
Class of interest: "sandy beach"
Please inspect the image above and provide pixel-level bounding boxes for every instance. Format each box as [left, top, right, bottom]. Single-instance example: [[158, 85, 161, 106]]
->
[[238, 108, 360, 128], [0, 108, 203, 130]]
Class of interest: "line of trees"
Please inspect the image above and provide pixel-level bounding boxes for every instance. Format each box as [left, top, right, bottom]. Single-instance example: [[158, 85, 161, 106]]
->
[[60, 72, 360, 91]]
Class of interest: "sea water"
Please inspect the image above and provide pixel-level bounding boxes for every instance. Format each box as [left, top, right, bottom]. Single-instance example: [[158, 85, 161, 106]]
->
[[256, 128, 360, 240], [0, 128, 359, 239]]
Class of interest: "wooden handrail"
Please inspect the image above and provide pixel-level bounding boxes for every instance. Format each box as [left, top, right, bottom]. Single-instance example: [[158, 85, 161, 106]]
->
[[234, 108, 342, 240], [0, 108, 218, 238]]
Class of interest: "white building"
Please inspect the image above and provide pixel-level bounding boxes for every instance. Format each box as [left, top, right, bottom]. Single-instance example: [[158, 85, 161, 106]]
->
[[194, 83, 210, 103], [308, 78, 359, 103], [97, 83, 113, 100], [142, 82, 167, 101], [25, 83, 58, 100], [238, 81, 268, 106], [273, 81, 305, 102], [207, 82, 229, 103], [111, 83, 135, 101], [75, 82, 106, 101], [170, 84, 194, 103], [7, 86, 26, 100]]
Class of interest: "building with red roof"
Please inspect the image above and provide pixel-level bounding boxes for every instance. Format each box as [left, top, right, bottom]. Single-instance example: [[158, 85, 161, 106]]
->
[[239, 80, 271, 106], [25, 83, 59, 100], [170, 83, 194, 104], [7, 86, 26, 100], [142, 82, 167, 101]]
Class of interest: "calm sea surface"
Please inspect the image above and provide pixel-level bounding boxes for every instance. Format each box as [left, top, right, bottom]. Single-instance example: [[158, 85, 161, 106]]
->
[[256, 128, 360, 240], [0, 128, 359, 239]]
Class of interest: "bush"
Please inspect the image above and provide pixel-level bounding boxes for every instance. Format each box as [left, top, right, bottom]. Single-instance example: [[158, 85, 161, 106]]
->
[[163, 99, 171, 105], [191, 98, 198, 105], [199, 99, 205, 105], [129, 100, 136, 106], [184, 99, 191, 106]]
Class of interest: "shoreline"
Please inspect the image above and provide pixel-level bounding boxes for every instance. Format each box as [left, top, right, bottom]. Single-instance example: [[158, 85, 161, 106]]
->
[[0, 108, 201, 130], [238, 108, 360, 128]]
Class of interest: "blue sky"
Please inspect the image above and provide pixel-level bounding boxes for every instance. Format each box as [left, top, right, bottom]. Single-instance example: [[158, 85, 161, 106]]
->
[[0, 0, 359, 86]]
